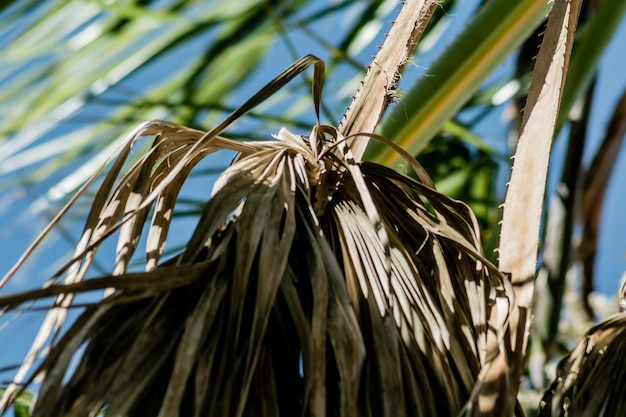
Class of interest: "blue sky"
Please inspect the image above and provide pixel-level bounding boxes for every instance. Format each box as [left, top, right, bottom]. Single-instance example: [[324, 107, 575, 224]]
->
[[582, 16, 626, 295]]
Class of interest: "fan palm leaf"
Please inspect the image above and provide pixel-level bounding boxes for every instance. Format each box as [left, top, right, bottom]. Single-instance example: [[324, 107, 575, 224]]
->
[[0, 54, 513, 416], [538, 313, 626, 417]]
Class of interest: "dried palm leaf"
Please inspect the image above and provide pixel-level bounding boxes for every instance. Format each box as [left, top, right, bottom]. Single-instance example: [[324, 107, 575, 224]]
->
[[481, 1, 582, 414], [538, 313, 626, 417], [1, 53, 513, 417]]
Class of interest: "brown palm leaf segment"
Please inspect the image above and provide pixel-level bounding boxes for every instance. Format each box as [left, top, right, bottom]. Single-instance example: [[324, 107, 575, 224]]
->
[[0, 51, 514, 417], [539, 312, 626, 417]]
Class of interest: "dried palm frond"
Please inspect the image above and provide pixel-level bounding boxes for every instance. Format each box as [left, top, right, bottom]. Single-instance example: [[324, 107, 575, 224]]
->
[[480, 1, 582, 414], [0, 55, 513, 417], [538, 313, 626, 417]]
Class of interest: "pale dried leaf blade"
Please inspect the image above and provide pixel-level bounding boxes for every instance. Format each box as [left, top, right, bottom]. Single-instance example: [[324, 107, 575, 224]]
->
[[0, 121, 160, 410], [499, 0, 581, 292], [0, 263, 210, 311], [483, 0, 582, 415], [205, 54, 325, 141], [1, 53, 323, 411], [339, 0, 438, 160], [327, 159, 513, 416]]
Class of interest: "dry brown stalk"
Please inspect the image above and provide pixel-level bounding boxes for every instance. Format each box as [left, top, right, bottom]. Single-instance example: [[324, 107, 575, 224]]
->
[[480, 0, 582, 415], [339, 0, 438, 161]]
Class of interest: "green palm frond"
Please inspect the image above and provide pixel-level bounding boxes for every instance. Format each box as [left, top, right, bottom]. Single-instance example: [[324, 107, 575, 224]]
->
[[0, 55, 513, 417]]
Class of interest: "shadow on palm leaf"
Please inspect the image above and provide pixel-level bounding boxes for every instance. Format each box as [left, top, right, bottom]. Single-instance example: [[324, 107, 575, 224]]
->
[[539, 312, 626, 417], [0, 56, 514, 417]]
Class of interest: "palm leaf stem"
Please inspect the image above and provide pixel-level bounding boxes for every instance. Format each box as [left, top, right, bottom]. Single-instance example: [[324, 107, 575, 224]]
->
[[480, 1, 582, 415]]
